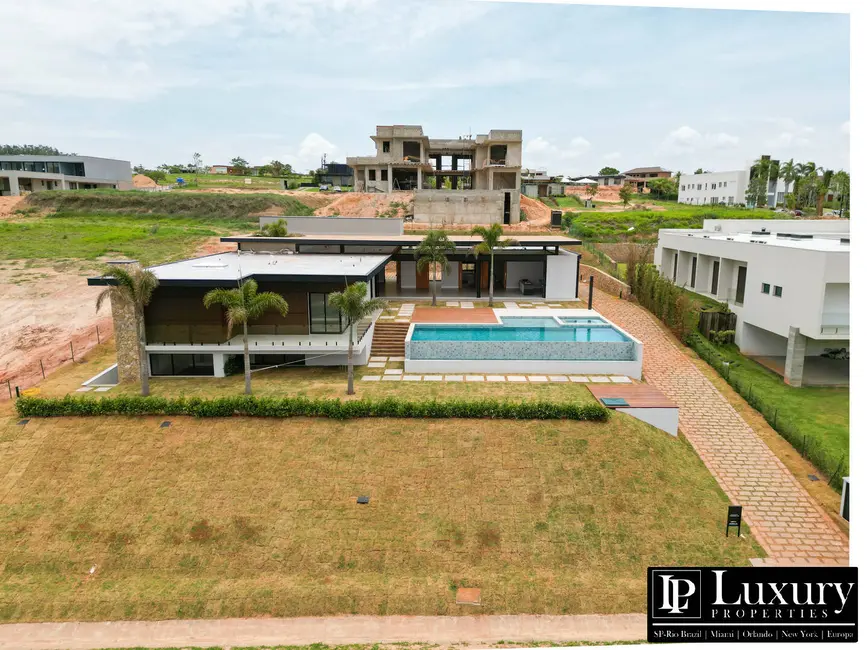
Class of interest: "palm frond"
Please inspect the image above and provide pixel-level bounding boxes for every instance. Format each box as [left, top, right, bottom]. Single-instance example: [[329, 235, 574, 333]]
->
[[248, 291, 289, 320]]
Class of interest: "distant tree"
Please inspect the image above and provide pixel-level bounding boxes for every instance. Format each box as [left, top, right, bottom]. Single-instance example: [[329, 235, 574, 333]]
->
[[586, 184, 599, 201], [143, 169, 167, 184], [745, 174, 766, 208], [470, 223, 517, 307], [203, 279, 289, 395], [780, 158, 796, 201], [95, 265, 159, 396], [0, 144, 74, 155], [230, 157, 250, 175], [268, 160, 286, 177], [648, 177, 677, 200], [259, 218, 288, 237], [694, 168, 704, 174], [598, 166, 619, 175], [327, 282, 387, 395], [414, 230, 456, 306], [831, 170, 850, 216], [619, 183, 634, 206]]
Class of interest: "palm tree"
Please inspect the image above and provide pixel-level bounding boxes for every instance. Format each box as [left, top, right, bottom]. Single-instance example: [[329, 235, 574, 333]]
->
[[95, 265, 159, 396], [414, 230, 456, 306], [780, 158, 796, 202], [203, 279, 288, 394], [470, 223, 517, 306], [327, 282, 387, 395]]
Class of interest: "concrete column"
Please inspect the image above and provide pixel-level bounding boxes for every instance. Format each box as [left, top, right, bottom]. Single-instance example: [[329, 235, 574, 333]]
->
[[417, 167, 422, 190], [784, 326, 807, 387], [213, 353, 226, 378], [8, 174, 20, 196], [387, 165, 393, 194]]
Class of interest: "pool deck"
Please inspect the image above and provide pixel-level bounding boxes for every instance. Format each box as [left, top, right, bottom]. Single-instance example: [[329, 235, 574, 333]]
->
[[411, 307, 498, 324], [587, 384, 677, 409]]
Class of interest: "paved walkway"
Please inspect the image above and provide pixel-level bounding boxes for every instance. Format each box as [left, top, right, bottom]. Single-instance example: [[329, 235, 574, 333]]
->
[[583, 285, 848, 564], [0, 614, 646, 649]]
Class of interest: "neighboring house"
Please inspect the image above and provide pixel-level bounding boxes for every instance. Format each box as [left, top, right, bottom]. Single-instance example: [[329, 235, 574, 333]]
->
[[318, 162, 354, 187], [520, 168, 564, 198], [0, 155, 133, 196], [622, 167, 672, 193], [208, 165, 233, 174], [678, 158, 794, 207], [89, 227, 582, 380], [346, 125, 522, 224], [654, 219, 849, 386]]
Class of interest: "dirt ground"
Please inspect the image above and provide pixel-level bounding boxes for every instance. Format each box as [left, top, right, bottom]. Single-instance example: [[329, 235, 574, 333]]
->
[[313, 191, 414, 217], [0, 196, 26, 218]]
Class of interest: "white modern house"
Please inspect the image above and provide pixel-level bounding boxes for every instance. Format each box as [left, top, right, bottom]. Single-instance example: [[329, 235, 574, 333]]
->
[[678, 168, 793, 208], [0, 155, 133, 195], [654, 219, 849, 387]]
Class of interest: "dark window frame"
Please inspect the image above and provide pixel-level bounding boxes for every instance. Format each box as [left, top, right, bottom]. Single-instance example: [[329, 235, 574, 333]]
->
[[149, 353, 214, 376], [761, 283, 770, 294], [773, 285, 783, 298], [308, 292, 347, 334], [368, 169, 375, 181], [382, 141, 391, 153]]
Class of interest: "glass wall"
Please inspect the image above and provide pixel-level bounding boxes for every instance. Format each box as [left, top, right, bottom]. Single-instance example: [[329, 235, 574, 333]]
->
[[0, 160, 85, 176], [309, 293, 345, 333], [150, 353, 214, 376]]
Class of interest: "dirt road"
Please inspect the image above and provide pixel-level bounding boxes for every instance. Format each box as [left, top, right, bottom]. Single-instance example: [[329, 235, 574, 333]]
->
[[0, 196, 26, 218]]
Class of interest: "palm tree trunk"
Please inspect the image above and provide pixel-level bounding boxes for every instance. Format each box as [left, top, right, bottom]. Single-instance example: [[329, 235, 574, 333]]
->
[[346, 323, 355, 395], [488, 253, 494, 307], [136, 306, 150, 397], [431, 263, 437, 306], [242, 320, 252, 395]]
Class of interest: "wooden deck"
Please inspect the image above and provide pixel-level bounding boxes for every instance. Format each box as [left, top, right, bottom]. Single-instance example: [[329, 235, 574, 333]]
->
[[411, 307, 499, 324], [587, 383, 677, 409]]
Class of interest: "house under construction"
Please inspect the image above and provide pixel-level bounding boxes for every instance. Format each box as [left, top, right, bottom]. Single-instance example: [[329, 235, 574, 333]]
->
[[346, 125, 522, 225]]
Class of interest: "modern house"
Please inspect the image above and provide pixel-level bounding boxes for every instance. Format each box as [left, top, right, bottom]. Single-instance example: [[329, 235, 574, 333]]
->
[[520, 168, 565, 198], [346, 125, 522, 225], [622, 166, 672, 192], [654, 219, 849, 386], [678, 158, 794, 207], [0, 155, 133, 196], [89, 228, 582, 380], [318, 162, 354, 187]]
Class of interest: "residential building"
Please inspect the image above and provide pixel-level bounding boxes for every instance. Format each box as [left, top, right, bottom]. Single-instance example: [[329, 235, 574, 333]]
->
[[654, 219, 849, 387], [622, 166, 672, 192], [318, 162, 354, 187], [346, 125, 522, 224], [678, 170, 749, 206], [90, 226, 581, 380], [520, 168, 565, 198], [208, 165, 232, 174], [0, 155, 132, 196]]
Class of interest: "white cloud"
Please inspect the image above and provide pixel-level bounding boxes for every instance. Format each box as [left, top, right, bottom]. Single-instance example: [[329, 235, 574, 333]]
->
[[523, 135, 592, 173], [280, 133, 340, 173], [603, 151, 621, 161], [660, 125, 739, 154], [841, 121, 850, 135]]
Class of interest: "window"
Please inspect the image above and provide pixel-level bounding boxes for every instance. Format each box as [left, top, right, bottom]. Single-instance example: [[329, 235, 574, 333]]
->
[[309, 293, 346, 333], [368, 169, 375, 181], [761, 283, 770, 294], [380, 169, 388, 181], [681, 185, 685, 191], [149, 353, 214, 376], [382, 141, 391, 153], [712, 183, 716, 190], [729, 196, 734, 204], [724, 181, 728, 187], [773, 286, 783, 298]]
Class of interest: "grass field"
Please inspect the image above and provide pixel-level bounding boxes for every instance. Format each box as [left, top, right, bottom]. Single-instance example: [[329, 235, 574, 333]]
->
[[24, 190, 314, 220], [0, 213, 242, 267], [169, 172, 315, 190], [0, 403, 761, 622]]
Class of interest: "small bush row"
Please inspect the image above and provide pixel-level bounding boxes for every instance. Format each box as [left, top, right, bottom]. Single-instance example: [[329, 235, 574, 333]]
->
[[16, 395, 610, 422]]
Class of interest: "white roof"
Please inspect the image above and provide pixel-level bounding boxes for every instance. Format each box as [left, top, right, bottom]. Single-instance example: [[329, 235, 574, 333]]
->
[[575, 177, 598, 184], [667, 230, 848, 253], [148, 251, 389, 282]]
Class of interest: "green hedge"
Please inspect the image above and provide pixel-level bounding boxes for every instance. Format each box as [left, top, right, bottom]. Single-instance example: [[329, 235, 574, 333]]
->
[[15, 395, 610, 422]]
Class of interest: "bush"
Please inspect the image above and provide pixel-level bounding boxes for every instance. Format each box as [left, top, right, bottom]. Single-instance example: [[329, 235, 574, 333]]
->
[[632, 263, 698, 342], [16, 395, 611, 422]]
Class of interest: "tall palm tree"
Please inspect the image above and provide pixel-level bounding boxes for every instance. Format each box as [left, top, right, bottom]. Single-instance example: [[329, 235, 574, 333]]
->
[[414, 230, 456, 306], [95, 265, 159, 396], [470, 223, 517, 306], [780, 158, 796, 201], [328, 282, 387, 395], [204, 279, 288, 395]]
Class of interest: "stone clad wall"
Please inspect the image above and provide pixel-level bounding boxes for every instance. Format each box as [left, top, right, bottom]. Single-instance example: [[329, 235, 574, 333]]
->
[[580, 264, 631, 298], [112, 293, 140, 383]]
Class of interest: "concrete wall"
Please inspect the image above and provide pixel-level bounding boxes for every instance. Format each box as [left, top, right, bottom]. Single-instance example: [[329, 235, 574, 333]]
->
[[443, 262, 460, 289], [414, 190, 505, 225], [678, 170, 747, 205], [506, 261, 544, 289], [259, 215, 403, 236], [545, 251, 579, 300], [701, 219, 850, 235], [400, 261, 417, 288]]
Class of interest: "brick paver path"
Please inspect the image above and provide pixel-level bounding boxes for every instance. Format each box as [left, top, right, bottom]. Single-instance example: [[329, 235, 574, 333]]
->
[[584, 285, 848, 565], [0, 614, 645, 649]]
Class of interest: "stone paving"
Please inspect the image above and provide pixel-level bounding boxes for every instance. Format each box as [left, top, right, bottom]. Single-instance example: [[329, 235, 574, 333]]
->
[[582, 285, 849, 565]]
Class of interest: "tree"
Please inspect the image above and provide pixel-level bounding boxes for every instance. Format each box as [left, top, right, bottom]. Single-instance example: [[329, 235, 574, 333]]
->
[[414, 230, 456, 306], [745, 174, 766, 208], [648, 177, 677, 200], [780, 158, 796, 201], [586, 184, 599, 201], [192, 152, 203, 184], [831, 170, 850, 216], [95, 265, 159, 396], [694, 168, 704, 174], [259, 218, 288, 237], [619, 183, 633, 206], [0, 144, 72, 155], [598, 166, 619, 175], [470, 223, 517, 306], [230, 157, 250, 176], [327, 282, 387, 395], [203, 280, 288, 394], [267, 160, 286, 177], [143, 169, 166, 184]]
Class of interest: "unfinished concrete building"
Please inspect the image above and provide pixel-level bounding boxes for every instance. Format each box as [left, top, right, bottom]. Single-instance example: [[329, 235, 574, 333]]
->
[[346, 125, 522, 225]]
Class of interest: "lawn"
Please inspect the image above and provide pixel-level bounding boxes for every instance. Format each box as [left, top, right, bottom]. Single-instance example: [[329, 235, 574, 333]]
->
[[689, 335, 849, 487], [0, 213, 243, 267], [0, 404, 761, 622]]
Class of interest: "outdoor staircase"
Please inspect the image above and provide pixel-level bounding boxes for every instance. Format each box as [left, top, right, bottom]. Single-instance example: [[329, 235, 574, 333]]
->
[[370, 321, 410, 357]]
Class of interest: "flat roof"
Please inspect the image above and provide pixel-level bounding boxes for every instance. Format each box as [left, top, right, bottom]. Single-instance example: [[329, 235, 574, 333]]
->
[[666, 230, 849, 252], [88, 252, 390, 286], [221, 234, 580, 247]]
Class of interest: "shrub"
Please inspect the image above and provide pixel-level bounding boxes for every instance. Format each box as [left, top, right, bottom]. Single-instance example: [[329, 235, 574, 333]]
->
[[16, 395, 611, 422]]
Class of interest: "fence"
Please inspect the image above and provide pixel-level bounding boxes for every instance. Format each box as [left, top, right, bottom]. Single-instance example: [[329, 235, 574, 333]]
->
[[1, 321, 113, 401], [697, 310, 737, 340], [688, 332, 847, 491]]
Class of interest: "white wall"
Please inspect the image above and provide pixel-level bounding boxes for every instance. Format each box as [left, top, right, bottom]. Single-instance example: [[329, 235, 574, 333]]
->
[[545, 251, 579, 300], [506, 261, 544, 288], [678, 170, 747, 205], [442, 261, 460, 289], [400, 261, 417, 288]]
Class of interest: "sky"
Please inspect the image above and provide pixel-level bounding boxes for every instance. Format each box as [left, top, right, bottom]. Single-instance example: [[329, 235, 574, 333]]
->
[[0, 1, 850, 176]]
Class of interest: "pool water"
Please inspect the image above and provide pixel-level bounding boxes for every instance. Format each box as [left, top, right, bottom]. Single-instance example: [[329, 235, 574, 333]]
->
[[411, 316, 627, 343]]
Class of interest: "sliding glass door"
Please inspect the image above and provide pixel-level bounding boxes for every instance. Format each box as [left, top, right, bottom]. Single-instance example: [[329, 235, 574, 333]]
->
[[308, 293, 346, 333]]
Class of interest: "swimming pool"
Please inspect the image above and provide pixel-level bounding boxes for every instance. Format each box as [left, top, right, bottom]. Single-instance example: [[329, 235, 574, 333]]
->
[[404, 311, 643, 377]]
